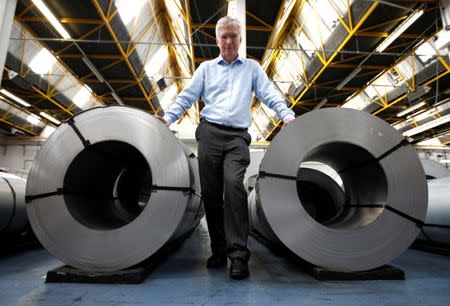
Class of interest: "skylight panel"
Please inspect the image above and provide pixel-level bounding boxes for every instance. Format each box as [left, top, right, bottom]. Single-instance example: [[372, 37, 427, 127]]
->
[[29, 48, 57, 75], [73, 86, 92, 108], [116, 0, 147, 25], [145, 46, 169, 78]]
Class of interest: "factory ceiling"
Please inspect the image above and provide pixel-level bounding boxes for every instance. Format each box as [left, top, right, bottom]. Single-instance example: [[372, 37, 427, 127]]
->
[[1, 0, 449, 148]]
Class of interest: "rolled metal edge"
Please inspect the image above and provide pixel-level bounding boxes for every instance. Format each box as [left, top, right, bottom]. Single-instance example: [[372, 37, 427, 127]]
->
[[26, 106, 203, 272], [257, 108, 428, 272]]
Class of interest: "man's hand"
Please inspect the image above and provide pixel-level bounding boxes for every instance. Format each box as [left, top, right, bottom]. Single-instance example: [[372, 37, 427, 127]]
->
[[282, 114, 295, 127], [155, 116, 169, 126]]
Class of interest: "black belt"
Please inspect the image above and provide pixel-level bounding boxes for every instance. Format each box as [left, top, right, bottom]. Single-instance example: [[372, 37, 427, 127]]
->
[[202, 119, 247, 132]]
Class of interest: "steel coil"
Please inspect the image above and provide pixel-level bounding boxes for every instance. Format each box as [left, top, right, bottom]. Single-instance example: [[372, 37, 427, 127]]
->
[[420, 158, 450, 180], [26, 106, 203, 272], [417, 177, 450, 244], [0, 172, 27, 233], [254, 108, 428, 272]]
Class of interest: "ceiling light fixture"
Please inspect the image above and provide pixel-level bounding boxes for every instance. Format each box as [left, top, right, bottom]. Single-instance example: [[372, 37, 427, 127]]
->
[[336, 67, 362, 90], [32, 0, 71, 39], [39, 111, 61, 125], [403, 113, 450, 137], [376, 10, 424, 53], [0, 89, 31, 107], [396, 101, 426, 117]]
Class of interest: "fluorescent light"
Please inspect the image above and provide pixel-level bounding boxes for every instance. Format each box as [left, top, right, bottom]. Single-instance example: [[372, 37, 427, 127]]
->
[[32, 0, 71, 39], [73, 86, 91, 108], [396, 101, 426, 117], [336, 67, 362, 90], [402, 113, 450, 137], [0, 89, 31, 107], [82, 57, 105, 83], [111, 92, 124, 105], [440, 159, 450, 163], [26, 114, 41, 125], [29, 48, 57, 75], [376, 10, 424, 53], [313, 98, 328, 110], [39, 111, 61, 124]]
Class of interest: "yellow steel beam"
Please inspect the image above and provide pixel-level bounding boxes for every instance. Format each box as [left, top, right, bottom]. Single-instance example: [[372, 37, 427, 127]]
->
[[245, 10, 273, 30], [291, 3, 378, 107], [0, 118, 38, 136], [58, 53, 122, 59], [92, 0, 156, 112], [17, 17, 103, 24], [264, 2, 379, 140], [193, 23, 271, 31], [355, 31, 426, 39], [372, 70, 450, 116], [329, 63, 387, 69]]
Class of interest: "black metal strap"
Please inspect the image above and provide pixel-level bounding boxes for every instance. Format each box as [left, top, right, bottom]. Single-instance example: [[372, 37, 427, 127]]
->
[[259, 171, 297, 181], [344, 204, 429, 228], [1, 176, 17, 229], [25, 188, 64, 203], [67, 117, 90, 148], [151, 185, 194, 195], [339, 138, 410, 174]]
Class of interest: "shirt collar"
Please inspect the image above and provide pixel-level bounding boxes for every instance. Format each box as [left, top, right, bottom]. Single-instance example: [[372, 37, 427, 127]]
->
[[216, 54, 244, 65]]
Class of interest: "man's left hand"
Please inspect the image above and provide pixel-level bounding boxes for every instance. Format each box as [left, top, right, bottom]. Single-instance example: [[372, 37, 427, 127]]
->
[[283, 115, 295, 127]]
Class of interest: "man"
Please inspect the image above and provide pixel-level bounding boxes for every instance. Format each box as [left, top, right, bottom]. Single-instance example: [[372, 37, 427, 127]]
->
[[158, 16, 295, 279]]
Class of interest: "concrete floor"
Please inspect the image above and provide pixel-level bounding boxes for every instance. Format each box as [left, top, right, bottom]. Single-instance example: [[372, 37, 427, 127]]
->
[[1, 219, 449, 306]]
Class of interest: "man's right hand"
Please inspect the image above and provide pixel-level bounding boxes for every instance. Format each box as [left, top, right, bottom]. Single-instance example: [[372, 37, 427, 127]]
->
[[155, 116, 169, 126]]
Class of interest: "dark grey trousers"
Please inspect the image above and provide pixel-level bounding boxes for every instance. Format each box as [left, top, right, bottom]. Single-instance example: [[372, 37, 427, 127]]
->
[[195, 120, 251, 262]]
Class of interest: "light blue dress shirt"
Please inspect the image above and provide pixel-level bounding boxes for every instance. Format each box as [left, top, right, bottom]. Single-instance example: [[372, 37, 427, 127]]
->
[[163, 55, 295, 128]]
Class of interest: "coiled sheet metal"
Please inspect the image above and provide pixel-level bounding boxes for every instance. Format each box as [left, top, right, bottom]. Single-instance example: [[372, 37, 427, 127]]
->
[[0, 172, 27, 233], [255, 108, 428, 272], [418, 177, 450, 244], [26, 106, 203, 272], [420, 158, 450, 180]]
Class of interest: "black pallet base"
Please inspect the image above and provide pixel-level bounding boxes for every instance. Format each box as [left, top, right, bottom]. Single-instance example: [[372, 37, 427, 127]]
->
[[46, 228, 195, 284], [250, 230, 405, 281], [46, 264, 153, 284], [306, 264, 404, 281], [411, 241, 450, 257]]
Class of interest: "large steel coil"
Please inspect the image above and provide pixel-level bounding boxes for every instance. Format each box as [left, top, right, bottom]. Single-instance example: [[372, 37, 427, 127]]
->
[[26, 106, 203, 272], [0, 172, 27, 233], [420, 158, 450, 180], [417, 177, 450, 245], [253, 108, 428, 272]]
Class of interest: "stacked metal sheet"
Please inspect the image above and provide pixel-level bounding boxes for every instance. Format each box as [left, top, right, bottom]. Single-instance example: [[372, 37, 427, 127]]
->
[[251, 108, 428, 272], [26, 106, 203, 272]]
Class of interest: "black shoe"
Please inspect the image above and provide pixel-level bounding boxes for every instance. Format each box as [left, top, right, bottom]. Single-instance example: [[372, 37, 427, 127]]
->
[[206, 254, 227, 268], [229, 258, 249, 279]]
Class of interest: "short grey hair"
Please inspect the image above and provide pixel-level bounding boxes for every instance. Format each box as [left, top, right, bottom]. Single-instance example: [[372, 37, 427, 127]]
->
[[215, 16, 242, 38]]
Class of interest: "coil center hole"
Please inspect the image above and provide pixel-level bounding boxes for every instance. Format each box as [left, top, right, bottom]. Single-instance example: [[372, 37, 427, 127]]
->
[[63, 141, 152, 230], [297, 142, 388, 230]]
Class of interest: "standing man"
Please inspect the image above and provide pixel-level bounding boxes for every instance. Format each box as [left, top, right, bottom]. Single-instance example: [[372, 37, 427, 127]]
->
[[158, 16, 295, 280]]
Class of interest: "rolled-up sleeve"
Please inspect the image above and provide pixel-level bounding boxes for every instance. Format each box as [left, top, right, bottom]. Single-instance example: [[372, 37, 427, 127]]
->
[[163, 63, 205, 125], [252, 62, 295, 121]]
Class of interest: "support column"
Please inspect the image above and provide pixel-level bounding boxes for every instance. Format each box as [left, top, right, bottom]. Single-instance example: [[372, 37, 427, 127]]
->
[[228, 0, 246, 58], [0, 0, 17, 87]]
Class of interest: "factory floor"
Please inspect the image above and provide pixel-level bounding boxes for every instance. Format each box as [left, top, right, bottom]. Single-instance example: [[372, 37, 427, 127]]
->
[[1, 219, 449, 306]]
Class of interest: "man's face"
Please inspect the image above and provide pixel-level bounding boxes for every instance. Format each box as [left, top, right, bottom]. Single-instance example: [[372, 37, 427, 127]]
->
[[216, 24, 241, 61]]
